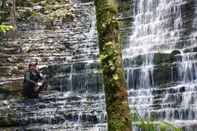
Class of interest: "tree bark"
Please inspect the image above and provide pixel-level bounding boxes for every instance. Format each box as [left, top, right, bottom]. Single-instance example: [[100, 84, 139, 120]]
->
[[94, 0, 132, 131], [0, 0, 7, 24], [10, 0, 16, 39]]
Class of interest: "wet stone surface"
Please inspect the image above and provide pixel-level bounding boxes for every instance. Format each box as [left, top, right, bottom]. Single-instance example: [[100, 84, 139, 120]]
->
[[1, 0, 197, 131]]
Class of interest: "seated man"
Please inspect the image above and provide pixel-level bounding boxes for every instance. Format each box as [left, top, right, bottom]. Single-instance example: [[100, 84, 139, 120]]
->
[[23, 62, 47, 98]]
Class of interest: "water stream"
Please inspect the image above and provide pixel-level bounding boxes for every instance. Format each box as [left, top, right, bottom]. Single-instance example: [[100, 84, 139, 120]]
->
[[124, 0, 197, 130]]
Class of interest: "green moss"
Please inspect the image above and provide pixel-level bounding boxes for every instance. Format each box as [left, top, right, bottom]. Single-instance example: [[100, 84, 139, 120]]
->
[[107, 99, 131, 131], [109, 119, 126, 131], [16, 0, 74, 27], [118, 0, 131, 12], [95, 0, 131, 130]]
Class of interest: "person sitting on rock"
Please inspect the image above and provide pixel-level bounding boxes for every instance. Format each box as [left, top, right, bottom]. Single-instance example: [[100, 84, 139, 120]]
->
[[23, 62, 47, 98]]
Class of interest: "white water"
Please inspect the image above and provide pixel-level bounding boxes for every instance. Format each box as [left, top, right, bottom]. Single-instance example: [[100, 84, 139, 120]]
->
[[123, 0, 197, 130], [2, 0, 197, 131], [85, 0, 197, 130]]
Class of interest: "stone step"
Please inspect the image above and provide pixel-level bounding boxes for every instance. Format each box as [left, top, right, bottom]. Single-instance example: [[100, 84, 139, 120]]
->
[[128, 82, 197, 95], [183, 46, 197, 53], [125, 60, 197, 87], [0, 92, 105, 127]]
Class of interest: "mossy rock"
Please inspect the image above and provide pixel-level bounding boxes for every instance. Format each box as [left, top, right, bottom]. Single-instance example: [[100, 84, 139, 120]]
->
[[153, 53, 177, 65], [124, 52, 177, 68], [15, 0, 74, 28], [118, 0, 132, 12], [0, 113, 18, 127], [153, 63, 178, 86], [0, 78, 23, 97], [171, 50, 181, 56], [16, 0, 34, 7], [183, 46, 197, 53], [123, 55, 144, 68], [0, 67, 12, 78]]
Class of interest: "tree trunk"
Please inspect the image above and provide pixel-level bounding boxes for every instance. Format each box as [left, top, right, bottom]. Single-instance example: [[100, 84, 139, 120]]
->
[[94, 0, 132, 131], [10, 0, 16, 39], [0, 0, 7, 24]]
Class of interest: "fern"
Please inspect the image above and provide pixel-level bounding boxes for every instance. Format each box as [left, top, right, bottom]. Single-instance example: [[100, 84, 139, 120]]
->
[[131, 108, 182, 131]]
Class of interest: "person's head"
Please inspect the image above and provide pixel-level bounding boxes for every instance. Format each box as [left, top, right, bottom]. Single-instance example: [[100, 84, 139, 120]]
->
[[29, 63, 37, 71]]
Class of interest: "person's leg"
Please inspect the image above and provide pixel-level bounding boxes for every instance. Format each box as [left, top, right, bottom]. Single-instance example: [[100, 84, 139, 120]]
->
[[38, 80, 48, 92], [24, 84, 36, 98], [42, 80, 48, 91]]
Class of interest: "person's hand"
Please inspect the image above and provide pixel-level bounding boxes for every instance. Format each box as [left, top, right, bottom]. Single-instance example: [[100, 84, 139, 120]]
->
[[34, 86, 39, 92], [34, 82, 38, 87]]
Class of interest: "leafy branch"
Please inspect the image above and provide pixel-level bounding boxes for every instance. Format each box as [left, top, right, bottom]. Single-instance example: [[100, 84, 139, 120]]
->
[[0, 24, 13, 32]]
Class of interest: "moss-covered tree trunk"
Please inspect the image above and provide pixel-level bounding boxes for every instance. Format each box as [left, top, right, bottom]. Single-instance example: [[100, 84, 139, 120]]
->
[[95, 0, 132, 131]]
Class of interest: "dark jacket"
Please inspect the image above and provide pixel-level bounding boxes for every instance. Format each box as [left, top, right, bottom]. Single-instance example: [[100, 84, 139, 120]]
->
[[23, 70, 42, 98]]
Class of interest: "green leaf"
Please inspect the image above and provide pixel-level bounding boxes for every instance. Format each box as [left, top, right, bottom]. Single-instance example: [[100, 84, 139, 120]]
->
[[113, 74, 119, 80], [110, 66, 115, 71], [105, 41, 113, 46], [109, 60, 113, 66], [0, 24, 13, 32], [131, 108, 182, 131], [99, 54, 108, 61]]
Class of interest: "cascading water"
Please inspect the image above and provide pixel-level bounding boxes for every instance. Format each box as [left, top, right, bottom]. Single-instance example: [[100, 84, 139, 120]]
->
[[1, 0, 197, 131], [124, 0, 181, 118], [124, 0, 197, 130]]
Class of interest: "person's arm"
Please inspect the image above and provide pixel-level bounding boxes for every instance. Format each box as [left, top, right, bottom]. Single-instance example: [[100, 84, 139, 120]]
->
[[36, 70, 43, 80], [25, 72, 37, 85]]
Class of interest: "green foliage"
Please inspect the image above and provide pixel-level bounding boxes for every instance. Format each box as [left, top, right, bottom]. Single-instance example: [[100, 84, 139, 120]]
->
[[43, 1, 73, 22], [0, 24, 13, 32], [131, 109, 182, 131], [99, 43, 121, 83], [112, 74, 119, 80], [95, 0, 119, 35], [16, 0, 74, 27], [110, 119, 125, 131]]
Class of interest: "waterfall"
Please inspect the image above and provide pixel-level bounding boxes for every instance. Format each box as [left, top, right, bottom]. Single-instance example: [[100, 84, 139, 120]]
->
[[124, 0, 197, 130], [1, 0, 197, 131]]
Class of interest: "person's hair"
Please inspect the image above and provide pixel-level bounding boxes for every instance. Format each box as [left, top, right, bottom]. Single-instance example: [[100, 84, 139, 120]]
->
[[29, 63, 36, 68]]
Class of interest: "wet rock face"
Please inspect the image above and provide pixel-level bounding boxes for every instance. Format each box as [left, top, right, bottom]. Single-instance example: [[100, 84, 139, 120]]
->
[[0, 0, 197, 131], [0, 0, 104, 130], [16, 0, 74, 27], [41, 62, 103, 93], [0, 0, 99, 95], [124, 1, 197, 130], [0, 0, 130, 130], [0, 0, 74, 96], [0, 92, 105, 130]]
